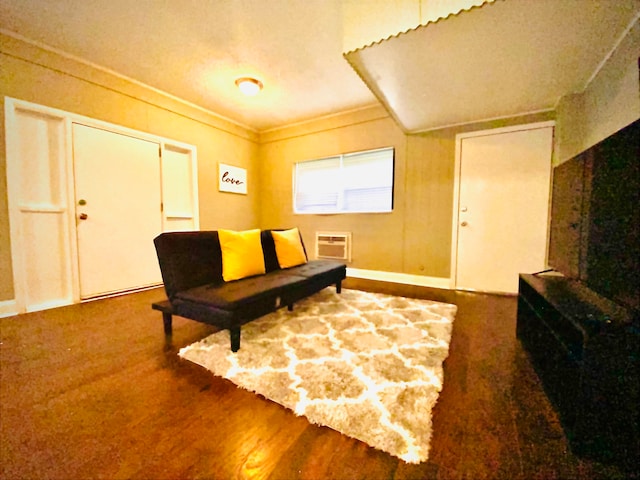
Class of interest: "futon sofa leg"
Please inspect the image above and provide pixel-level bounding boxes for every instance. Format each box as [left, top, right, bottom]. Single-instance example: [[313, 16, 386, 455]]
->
[[336, 280, 342, 294], [162, 312, 173, 335], [230, 326, 241, 352]]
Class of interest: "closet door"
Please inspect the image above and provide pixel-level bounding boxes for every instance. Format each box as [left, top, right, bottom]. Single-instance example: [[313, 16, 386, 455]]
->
[[73, 124, 162, 299], [161, 144, 199, 231]]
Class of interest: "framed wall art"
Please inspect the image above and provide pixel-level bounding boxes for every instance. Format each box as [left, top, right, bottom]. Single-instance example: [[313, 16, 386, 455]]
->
[[218, 163, 247, 194]]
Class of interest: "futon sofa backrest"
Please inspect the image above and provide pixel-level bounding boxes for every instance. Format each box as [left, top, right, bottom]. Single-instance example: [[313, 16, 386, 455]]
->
[[154, 229, 306, 299], [154, 231, 222, 300]]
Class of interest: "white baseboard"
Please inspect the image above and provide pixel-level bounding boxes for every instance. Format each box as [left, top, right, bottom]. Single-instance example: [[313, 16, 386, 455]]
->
[[0, 299, 19, 318], [26, 299, 73, 313], [346, 268, 451, 290]]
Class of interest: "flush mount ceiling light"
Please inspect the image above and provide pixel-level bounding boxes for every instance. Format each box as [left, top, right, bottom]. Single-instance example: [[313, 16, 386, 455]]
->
[[235, 77, 263, 96]]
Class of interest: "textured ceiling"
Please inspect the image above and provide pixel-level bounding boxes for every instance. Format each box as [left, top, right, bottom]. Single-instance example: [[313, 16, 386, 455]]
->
[[1, 0, 638, 133], [346, 0, 640, 132], [0, 0, 376, 131]]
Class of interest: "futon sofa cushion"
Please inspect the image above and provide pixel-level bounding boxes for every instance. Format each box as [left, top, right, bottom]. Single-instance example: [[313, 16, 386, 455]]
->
[[175, 271, 307, 311], [218, 228, 266, 281], [284, 259, 346, 279], [272, 227, 308, 268]]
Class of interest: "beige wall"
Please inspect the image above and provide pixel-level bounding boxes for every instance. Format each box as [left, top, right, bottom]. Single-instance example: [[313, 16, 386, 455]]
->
[[258, 107, 553, 279], [555, 18, 639, 164], [0, 34, 259, 302], [2, 17, 637, 303], [258, 107, 408, 274], [0, 91, 8, 300]]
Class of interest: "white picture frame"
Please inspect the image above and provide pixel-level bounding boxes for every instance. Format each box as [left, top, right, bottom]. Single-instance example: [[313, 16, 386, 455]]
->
[[218, 163, 247, 194]]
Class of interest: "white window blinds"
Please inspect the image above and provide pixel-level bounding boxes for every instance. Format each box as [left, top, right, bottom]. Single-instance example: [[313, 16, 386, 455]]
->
[[294, 147, 394, 214]]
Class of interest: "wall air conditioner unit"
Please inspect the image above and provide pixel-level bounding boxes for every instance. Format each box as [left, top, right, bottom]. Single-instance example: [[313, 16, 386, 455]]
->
[[315, 232, 352, 262]]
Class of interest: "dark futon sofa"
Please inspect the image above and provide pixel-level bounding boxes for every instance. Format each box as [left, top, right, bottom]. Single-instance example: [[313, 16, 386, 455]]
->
[[152, 229, 346, 351]]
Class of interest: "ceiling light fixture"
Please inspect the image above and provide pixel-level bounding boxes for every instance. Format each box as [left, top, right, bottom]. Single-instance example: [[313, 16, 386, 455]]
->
[[235, 77, 263, 96]]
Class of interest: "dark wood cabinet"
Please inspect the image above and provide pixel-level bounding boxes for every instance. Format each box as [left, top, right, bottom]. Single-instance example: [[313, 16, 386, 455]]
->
[[517, 274, 639, 468]]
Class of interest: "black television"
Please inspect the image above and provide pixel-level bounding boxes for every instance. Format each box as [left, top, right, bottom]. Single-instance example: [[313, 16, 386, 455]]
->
[[548, 118, 639, 317]]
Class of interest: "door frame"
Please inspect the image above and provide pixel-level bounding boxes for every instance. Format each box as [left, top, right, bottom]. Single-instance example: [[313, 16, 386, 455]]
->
[[450, 121, 555, 291], [4, 97, 198, 313]]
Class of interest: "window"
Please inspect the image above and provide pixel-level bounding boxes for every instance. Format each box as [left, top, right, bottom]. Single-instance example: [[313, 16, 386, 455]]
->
[[294, 147, 394, 214]]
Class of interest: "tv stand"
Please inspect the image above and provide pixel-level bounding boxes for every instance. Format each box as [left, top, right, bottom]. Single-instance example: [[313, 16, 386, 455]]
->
[[517, 274, 638, 468]]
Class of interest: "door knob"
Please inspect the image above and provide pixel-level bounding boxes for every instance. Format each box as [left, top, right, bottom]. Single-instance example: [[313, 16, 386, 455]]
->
[[79, 213, 88, 220], [460, 221, 468, 227]]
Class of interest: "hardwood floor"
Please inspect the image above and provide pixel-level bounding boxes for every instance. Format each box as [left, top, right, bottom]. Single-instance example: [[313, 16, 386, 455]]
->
[[0, 279, 634, 479]]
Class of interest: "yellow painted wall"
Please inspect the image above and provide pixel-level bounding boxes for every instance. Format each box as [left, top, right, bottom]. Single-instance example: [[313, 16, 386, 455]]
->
[[0, 34, 259, 301], [342, 0, 492, 53], [0, 90, 7, 301], [1, 17, 636, 304], [258, 107, 407, 274]]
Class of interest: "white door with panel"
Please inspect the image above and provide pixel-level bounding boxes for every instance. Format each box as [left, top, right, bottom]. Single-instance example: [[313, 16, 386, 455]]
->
[[5, 108, 75, 312], [73, 123, 163, 299], [453, 124, 553, 293]]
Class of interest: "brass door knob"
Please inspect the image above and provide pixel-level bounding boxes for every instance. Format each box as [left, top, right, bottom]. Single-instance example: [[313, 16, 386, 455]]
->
[[460, 221, 468, 227]]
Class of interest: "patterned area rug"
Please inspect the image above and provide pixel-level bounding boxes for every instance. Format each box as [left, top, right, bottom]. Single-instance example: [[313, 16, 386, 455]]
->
[[179, 288, 456, 463]]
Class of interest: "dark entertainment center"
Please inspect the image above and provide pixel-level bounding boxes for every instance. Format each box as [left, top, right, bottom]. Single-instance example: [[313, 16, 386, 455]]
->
[[517, 119, 639, 469]]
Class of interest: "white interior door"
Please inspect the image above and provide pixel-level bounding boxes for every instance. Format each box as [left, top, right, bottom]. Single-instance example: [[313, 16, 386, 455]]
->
[[453, 124, 553, 293], [73, 123, 162, 298]]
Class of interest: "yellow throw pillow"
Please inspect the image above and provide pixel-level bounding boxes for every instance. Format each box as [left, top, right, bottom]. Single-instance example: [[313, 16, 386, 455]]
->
[[218, 229, 266, 281], [272, 228, 308, 269]]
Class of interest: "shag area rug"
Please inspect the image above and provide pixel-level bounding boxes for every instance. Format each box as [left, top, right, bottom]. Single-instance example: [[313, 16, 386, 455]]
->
[[179, 288, 456, 463]]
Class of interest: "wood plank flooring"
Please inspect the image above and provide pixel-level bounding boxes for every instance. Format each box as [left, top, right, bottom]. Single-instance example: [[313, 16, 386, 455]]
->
[[0, 279, 634, 479]]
